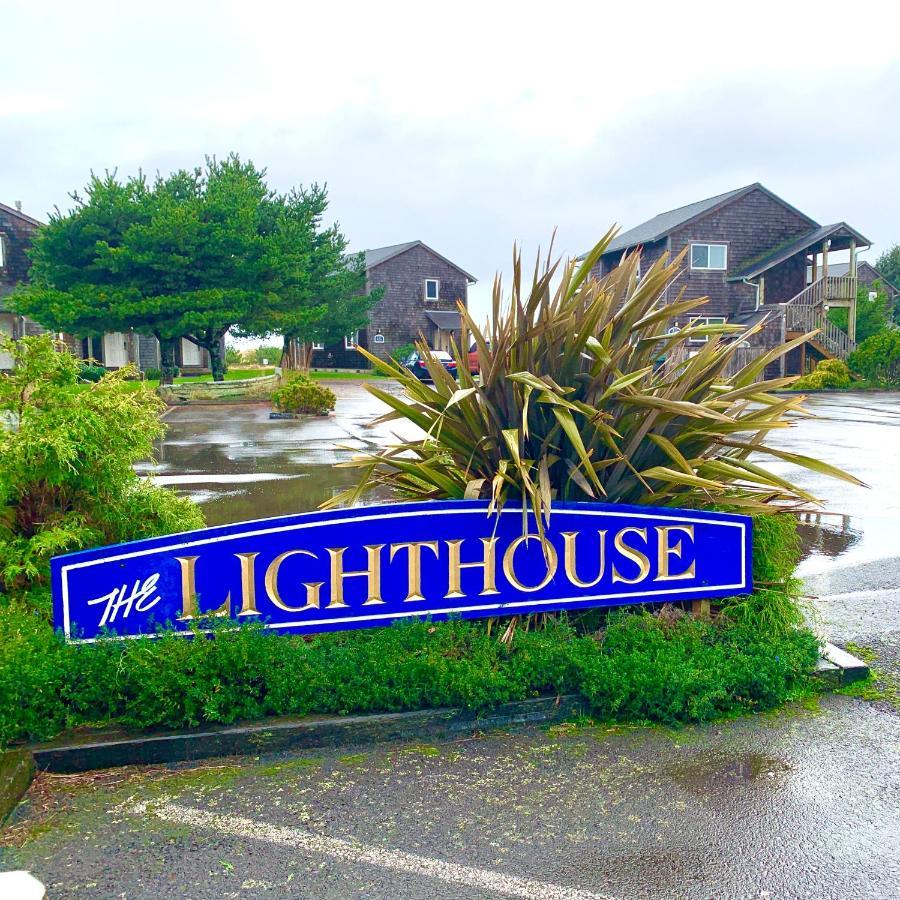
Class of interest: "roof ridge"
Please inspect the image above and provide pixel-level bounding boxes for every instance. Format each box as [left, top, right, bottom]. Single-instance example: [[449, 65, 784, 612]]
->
[[0, 201, 43, 228], [646, 182, 758, 220]]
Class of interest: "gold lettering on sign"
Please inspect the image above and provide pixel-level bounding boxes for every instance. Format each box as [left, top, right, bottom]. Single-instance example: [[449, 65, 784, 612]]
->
[[611, 527, 651, 584], [389, 541, 440, 601], [445, 538, 499, 598], [561, 530, 607, 588], [655, 525, 695, 581], [327, 545, 385, 607], [235, 552, 261, 617], [175, 555, 230, 620], [265, 549, 323, 613], [503, 535, 558, 592]]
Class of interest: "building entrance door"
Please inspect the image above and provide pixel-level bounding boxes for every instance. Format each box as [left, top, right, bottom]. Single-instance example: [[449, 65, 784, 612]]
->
[[103, 332, 130, 367]]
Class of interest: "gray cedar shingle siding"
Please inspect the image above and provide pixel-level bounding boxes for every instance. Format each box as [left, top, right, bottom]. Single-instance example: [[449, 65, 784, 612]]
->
[[313, 242, 472, 368], [0, 204, 53, 340], [0, 204, 39, 294], [592, 185, 819, 322], [666, 187, 815, 319]]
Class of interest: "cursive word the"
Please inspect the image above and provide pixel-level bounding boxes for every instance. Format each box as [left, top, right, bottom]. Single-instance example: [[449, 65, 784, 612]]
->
[[87, 573, 162, 628]]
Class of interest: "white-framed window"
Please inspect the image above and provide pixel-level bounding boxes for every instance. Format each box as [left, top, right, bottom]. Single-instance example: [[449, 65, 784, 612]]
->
[[0, 234, 5, 268], [311, 341, 325, 351], [688, 315, 726, 343], [373, 332, 385, 344], [424, 278, 440, 301], [344, 332, 359, 350], [690, 243, 727, 271]]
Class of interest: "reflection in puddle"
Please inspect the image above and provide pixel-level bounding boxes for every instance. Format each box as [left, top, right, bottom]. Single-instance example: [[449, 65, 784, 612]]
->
[[665, 753, 791, 794], [796, 512, 862, 562], [148, 473, 307, 486]]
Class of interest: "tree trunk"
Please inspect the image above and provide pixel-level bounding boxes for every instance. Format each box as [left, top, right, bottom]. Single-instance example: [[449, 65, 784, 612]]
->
[[207, 336, 226, 382], [281, 336, 312, 373], [157, 335, 178, 385]]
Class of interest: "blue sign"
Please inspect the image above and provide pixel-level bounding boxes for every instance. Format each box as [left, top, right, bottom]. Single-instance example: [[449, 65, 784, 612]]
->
[[51, 501, 752, 643]]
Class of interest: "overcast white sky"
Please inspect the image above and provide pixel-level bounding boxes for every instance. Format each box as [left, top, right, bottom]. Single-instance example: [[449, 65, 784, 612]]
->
[[3, 0, 899, 325]]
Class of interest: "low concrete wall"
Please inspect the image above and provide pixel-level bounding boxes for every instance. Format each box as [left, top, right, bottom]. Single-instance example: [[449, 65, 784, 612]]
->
[[0, 749, 35, 823], [158, 374, 278, 404]]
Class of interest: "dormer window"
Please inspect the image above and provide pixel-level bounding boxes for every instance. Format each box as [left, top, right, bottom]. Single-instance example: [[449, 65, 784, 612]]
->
[[690, 243, 727, 271], [424, 278, 440, 301]]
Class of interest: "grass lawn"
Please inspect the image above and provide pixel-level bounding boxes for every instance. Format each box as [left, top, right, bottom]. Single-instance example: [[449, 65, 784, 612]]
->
[[123, 368, 276, 390]]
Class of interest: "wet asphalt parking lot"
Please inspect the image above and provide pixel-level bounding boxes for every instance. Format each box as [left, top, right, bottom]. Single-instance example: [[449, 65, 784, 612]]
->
[[3, 386, 900, 899]]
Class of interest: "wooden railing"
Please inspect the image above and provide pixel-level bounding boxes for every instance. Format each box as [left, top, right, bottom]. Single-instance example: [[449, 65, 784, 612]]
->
[[787, 275, 857, 306], [782, 303, 855, 359], [662, 343, 763, 381]]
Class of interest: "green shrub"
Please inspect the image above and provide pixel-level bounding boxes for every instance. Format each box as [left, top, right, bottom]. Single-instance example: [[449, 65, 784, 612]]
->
[[0, 336, 204, 604], [848, 330, 900, 386], [77, 361, 107, 382], [0, 601, 819, 746], [390, 342, 416, 364], [143, 366, 163, 381], [272, 373, 336, 414], [793, 358, 852, 391]]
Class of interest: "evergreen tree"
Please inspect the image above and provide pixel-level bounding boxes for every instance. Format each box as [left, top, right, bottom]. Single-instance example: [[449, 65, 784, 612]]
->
[[14, 156, 350, 382]]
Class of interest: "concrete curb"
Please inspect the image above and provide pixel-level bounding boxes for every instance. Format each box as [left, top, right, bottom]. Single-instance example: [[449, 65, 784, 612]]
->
[[0, 644, 871, 788], [814, 642, 870, 686], [29, 695, 586, 775], [0, 750, 36, 824]]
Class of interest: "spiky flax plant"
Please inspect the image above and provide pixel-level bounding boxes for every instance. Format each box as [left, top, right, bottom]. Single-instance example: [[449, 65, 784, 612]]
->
[[326, 229, 861, 526]]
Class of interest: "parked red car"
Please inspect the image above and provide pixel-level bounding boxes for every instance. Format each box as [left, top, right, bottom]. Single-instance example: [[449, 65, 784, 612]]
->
[[468, 341, 490, 376]]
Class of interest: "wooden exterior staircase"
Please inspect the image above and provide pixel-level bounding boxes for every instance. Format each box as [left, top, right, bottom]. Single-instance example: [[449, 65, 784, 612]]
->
[[778, 274, 857, 361]]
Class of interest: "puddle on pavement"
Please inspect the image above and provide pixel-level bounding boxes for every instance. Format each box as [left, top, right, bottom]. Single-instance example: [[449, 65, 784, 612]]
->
[[142, 389, 900, 554], [144, 390, 405, 525], [664, 753, 791, 794], [797, 514, 862, 562]]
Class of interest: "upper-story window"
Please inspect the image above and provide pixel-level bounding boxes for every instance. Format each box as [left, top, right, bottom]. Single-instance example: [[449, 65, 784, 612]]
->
[[424, 278, 440, 301], [0, 233, 6, 269], [344, 332, 359, 350], [690, 243, 727, 271]]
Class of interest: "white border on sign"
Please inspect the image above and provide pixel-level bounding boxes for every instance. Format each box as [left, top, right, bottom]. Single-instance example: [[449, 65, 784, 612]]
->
[[60, 507, 747, 642]]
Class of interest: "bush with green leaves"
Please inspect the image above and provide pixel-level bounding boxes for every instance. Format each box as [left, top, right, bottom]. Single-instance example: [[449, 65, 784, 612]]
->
[[0, 336, 203, 605], [77, 361, 107, 383], [143, 366, 163, 381], [272, 373, 336, 414], [390, 342, 417, 364], [847, 330, 900, 386], [0, 596, 819, 746], [793, 358, 852, 391]]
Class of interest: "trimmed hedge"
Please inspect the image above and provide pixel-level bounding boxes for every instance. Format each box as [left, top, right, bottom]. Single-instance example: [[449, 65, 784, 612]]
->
[[0, 603, 819, 747]]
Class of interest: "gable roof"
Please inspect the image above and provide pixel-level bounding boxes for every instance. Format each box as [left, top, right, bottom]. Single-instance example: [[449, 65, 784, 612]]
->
[[598, 183, 818, 255], [0, 201, 42, 229], [363, 240, 476, 282], [729, 222, 872, 280], [824, 261, 900, 293]]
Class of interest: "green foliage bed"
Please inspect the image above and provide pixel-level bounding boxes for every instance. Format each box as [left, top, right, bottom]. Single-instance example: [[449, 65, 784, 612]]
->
[[0, 602, 818, 747], [0, 511, 817, 747]]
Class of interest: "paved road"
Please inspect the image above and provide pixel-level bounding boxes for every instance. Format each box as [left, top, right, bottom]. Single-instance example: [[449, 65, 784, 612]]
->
[[3, 390, 899, 898]]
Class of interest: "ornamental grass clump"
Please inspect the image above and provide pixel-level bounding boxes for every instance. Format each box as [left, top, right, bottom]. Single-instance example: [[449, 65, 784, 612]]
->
[[330, 230, 862, 524]]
